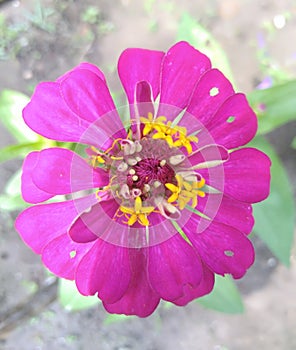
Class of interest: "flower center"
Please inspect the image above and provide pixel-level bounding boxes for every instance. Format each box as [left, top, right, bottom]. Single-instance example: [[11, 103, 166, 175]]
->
[[90, 115, 206, 227], [110, 138, 178, 205]]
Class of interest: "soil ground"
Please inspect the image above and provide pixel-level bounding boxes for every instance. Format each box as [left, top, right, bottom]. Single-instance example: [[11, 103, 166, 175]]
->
[[0, 0, 295, 349]]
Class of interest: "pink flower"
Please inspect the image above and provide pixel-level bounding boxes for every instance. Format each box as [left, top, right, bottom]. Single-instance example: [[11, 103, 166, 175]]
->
[[15, 42, 271, 317]]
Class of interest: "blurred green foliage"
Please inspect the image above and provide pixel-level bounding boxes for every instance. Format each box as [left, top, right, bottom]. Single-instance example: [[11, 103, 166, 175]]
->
[[58, 279, 99, 312], [248, 81, 296, 134], [250, 136, 295, 266], [198, 275, 244, 314]]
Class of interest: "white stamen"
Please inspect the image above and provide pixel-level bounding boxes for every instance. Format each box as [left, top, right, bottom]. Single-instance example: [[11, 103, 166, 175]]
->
[[164, 202, 178, 214], [129, 142, 136, 155], [169, 154, 186, 165], [143, 184, 151, 192], [131, 188, 142, 197], [153, 180, 161, 188], [127, 158, 137, 166], [119, 184, 130, 199], [177, 171, 197, 179], [118, 162, 128, 172], [135, 141, 143, 153], [183, 175, 198, 182], [136, 156, 142, 162], [123, 144, 130, 155], [177, 171, 197, 182], [132, 175, 138, 181], [121, 140, 134, 155], [160, 159, 166, 167], [155, 197, 181, 220], [129, 168, 136, 175]]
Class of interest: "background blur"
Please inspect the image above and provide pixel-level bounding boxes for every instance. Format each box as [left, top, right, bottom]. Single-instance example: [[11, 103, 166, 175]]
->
[[0, 0, 295, 349]]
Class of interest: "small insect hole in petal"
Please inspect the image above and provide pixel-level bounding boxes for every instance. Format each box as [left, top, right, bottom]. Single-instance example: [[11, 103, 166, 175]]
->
[[69, 250, 76, 259], [227, 116, 235, 123], [224, 250, 234, 257], [209, 87, 219, 97]]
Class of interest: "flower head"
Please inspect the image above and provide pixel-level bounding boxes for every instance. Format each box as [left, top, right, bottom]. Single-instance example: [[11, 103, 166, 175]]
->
[[15, 42, 271, 317]]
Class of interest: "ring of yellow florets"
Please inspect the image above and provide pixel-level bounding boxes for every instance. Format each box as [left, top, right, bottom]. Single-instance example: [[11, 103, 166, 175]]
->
[[89, 113, 206, 227]]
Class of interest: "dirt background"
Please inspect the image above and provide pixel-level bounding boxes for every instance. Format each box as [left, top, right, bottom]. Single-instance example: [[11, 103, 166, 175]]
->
[[0, 0, 296, 349]]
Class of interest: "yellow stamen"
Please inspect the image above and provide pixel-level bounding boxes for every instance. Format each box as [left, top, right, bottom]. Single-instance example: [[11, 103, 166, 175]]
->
[[119, 196, 155, 226], [104, 138, 123, 154], [140, 112, 167, 136], [173, 132, 198, 154], [165, 175, 206, 209]]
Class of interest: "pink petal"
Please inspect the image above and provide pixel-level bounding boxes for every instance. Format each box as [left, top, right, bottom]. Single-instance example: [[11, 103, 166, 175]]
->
[[118, 48, 165, 104], [60, 68, 117, 122], [201, 148, 271, 203], [199, 93, 257, 149], [75, 238, 131, 304], [148, 229, 203, 301], [188, 144, 229, 167], [57, 62, 106, 83], [15, 195, 97, 254], [23, 82, 125, 148], [69, 199, 119, 243], [135, 80, 154, 118], [41, 233, 94, 280], [184, 217, 255, 279], [31, 147, 108, 195], [186, 68, 235, 129], [158, 41, 211, 117], [21, 151, 54, 204], [23, 82, 95, 143], [172, 263, 214, 306], [103, 248, 160, 317], [196, 193, 254, 235]]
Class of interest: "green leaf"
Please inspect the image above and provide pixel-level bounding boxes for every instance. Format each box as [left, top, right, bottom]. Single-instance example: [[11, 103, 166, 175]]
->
[[177, 13, 235, 86], [197, 274, 244, 314], [250, 136, 295, 266], [291, 136, 296, 150], [58, 279, 99, 311], [247, 80, 296, 135], [0, 89, 39, 142], [0, 169, 27, 210], [104, 313, 132, 325], [3, 168, 22, 195], [0, 141, 45, 163], [0, 193, 28, 211]]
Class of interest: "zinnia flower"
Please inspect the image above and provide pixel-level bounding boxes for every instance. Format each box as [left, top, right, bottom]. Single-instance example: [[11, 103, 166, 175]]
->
[[15, 41, 271, 317]]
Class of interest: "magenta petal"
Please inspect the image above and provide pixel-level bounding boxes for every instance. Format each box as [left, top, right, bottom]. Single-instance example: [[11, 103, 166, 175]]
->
[[118, 48, 165, 104], [189, 144, 229, 167], [41, 234, 94, 280], [197, 193, 254, 235], [159, 42, 211, 115], [148, 231, 203, 301], [31, 147, 108, 195], [15, 195, 97, 254], [69, 199, 118, 243], [57, 62, 106, 83], [172, 263, 214, 306], [21, 151, 54, 204], [23, 82, 96, 143], [184, 218, 255, 279], [203, 147, 271, 203], [103, 248, 160, 317], [135, 80, 155, 118], [186, 68, 235, 129], [200, 93, 257, 148], [60, 68, 118, 122], [75, 239, 131, 303]]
